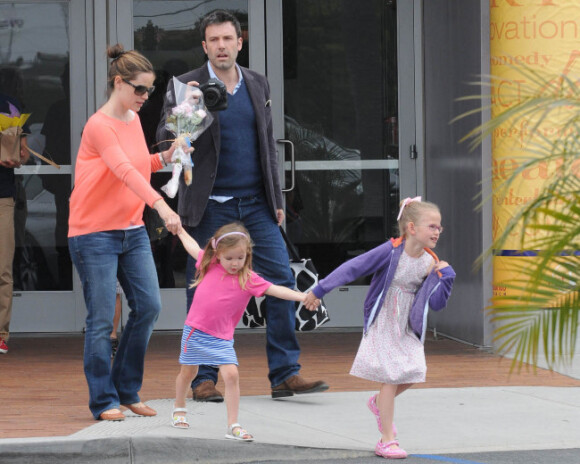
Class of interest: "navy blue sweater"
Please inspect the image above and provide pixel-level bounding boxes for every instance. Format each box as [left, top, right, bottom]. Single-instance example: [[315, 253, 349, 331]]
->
[[211, 81, 263, 198]]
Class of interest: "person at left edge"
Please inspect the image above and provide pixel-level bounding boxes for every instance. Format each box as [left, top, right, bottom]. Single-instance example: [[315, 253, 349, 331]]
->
[[0, 70, 30, 355], [68, 44, 184, 421]]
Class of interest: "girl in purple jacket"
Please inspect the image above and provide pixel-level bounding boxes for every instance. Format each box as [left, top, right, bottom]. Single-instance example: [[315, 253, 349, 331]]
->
[[305, 197, 455, 459]]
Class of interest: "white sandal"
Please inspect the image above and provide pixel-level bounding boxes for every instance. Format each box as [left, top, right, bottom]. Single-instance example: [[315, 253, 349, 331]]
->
[[171, 408, 189, 429], [225, 423, 253, 441]]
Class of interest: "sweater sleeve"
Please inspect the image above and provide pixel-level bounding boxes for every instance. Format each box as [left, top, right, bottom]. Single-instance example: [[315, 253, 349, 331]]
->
[[429, 265, 456, 311], [313, 241, 393, 298], [91, 123, 162, 208], [151, 152, 163, 173]]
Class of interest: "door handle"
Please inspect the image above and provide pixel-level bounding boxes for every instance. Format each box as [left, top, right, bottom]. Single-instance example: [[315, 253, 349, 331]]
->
[[278, 139, 295, 193]]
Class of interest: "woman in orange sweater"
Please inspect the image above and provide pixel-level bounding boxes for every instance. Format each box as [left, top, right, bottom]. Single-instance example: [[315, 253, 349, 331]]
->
[[68, 44, 182, 421]]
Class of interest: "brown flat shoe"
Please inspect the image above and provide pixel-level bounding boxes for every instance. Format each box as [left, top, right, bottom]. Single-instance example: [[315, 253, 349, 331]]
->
[[98, 409, 125, 421], [192, 380, 224, 403], [121, 403, 157, 416], [271, 374, 329, 398]]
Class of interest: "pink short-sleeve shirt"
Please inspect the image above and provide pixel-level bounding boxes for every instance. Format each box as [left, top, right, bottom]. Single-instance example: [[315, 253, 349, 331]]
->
[[184, 250, 272, 340]]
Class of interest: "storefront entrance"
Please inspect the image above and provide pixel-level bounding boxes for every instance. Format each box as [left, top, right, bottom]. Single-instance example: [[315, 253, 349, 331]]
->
[[5, 0, 420, 332]]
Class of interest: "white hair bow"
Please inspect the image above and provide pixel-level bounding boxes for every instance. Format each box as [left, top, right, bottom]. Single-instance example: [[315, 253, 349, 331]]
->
[[396, 196, 422, 221]]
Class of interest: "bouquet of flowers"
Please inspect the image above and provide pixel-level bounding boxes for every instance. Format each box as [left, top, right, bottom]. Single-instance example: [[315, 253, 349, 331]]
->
[[0, 102, 30, 163], [161, 78, 214, 198]]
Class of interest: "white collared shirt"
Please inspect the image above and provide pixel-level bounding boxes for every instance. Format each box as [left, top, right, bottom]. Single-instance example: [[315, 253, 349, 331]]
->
[[206, 61, 243, 95]]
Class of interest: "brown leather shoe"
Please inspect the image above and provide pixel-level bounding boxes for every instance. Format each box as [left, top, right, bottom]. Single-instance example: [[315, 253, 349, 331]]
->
[[121, 402, 157, 416], [271, 375, 329, 398], [98, 409, 125, 421], [192, 380, 224, 403]]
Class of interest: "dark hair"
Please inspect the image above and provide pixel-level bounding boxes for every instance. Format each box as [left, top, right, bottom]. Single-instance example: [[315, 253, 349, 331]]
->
[[106, 43, 154, 90], [200, 10, 242, 41]]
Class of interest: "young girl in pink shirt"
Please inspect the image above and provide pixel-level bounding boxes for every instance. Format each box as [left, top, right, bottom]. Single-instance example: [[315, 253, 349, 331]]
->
[[172, 222, 318, 441]]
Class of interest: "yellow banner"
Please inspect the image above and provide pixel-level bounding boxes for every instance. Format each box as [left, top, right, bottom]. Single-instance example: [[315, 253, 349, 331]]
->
[[490, 1, 580, 297]]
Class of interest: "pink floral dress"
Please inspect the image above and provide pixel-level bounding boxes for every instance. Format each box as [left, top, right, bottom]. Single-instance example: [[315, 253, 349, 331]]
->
[[350, 250, 433, 384]]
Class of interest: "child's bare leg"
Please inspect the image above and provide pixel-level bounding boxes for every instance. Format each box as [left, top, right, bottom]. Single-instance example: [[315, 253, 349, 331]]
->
[[220, 364, 252, 440], [377, 382, 413, 446], [377, 384, 397, 443], [173, 365, 197, 428], [175, 365, 198, 409], [219, 364, 240, 426]]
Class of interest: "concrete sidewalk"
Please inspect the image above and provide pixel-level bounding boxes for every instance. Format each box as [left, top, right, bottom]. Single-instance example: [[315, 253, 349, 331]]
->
[[2, 386, 579, 463]]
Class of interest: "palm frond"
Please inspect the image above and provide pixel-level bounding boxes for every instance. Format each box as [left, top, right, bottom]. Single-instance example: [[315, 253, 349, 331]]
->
[[457, 65, 580, 370]]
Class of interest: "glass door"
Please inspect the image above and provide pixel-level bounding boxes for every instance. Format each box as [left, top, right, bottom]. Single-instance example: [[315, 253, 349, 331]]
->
[[2, 0, 87, 332], [266, 1, 419, 325]]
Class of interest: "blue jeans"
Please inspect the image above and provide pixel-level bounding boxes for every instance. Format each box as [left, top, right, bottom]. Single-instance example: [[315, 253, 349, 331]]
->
[[186, 194, 301, 387], [69, 227, 161, 418]]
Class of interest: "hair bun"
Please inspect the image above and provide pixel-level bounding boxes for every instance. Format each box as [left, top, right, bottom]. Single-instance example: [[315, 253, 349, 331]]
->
[[107, 43, 126, 60]]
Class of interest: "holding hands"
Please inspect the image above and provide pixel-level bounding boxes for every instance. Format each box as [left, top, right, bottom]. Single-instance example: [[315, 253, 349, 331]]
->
[[303, 291, 321, 312], [153, 199, 182, 235]]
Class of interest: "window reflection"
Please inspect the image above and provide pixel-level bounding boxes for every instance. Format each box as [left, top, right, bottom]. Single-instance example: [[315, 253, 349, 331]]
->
[[282, 0, 399, 280], [282, 0, 398, 161], [0, 3, 71, 291], [133, 0, 249, 78], [287, 168, 398, 281], [15, 174, 61, 291]]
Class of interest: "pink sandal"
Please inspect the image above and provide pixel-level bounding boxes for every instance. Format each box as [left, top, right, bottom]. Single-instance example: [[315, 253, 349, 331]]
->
[[367, 394, 397, 436], [375, 440, 407, 459]]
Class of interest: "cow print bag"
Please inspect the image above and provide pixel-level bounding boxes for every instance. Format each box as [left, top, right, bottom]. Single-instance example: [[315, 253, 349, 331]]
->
[[242, 229, 330, 331]]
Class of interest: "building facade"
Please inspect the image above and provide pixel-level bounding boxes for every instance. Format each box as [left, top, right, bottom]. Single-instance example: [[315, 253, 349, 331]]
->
[[1, 0, 492, 347]]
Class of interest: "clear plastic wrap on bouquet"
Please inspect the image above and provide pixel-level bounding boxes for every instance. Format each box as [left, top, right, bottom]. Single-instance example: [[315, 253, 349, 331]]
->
[[161, 77, 214, 198]]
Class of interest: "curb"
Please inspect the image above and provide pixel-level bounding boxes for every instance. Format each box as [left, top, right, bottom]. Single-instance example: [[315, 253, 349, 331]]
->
[[0, 436, 371, 464]]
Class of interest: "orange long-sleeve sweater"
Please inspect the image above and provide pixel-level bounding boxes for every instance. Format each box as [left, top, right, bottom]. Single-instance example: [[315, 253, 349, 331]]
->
[[68, 110, 163, 237]]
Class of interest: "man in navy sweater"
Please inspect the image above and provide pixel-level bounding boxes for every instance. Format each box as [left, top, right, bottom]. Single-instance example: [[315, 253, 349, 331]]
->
[[157, 10, 328, 401]]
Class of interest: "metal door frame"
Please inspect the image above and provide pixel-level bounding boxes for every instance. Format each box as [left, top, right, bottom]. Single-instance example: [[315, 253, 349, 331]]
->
[[7, 0, 87, 333], [263, 0, 423, 328]]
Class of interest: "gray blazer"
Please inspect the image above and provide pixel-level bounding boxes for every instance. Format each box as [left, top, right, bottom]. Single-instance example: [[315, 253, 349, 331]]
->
[[156, 64, 282, 228]]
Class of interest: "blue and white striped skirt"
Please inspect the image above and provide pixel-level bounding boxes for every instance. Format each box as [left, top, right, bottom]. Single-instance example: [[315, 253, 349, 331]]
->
[[178, 325, 238, 366]]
